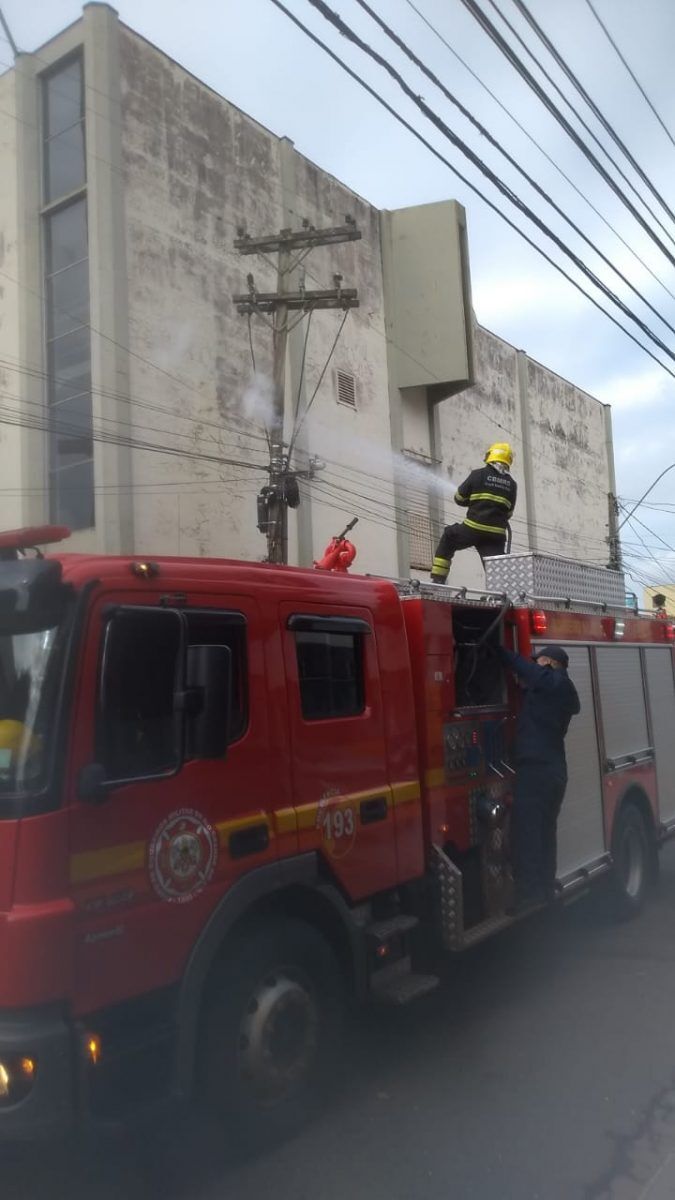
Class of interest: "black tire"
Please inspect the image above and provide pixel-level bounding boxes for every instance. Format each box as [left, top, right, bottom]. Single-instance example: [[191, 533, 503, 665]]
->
[[198, 918, 344, 1148], [610, 803, 651, 920]]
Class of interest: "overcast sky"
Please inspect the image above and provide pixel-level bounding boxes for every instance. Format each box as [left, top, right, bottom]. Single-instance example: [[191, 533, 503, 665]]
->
[[6, 0, 675, 596]]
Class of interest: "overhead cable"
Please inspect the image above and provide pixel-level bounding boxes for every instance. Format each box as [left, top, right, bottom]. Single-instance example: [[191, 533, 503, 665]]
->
[[301, 0, 675, 366], [458, 0, 675, 268], [355, 0, 675, 342], [402, 0, 675, 306], [509, 0, 675, 233], [485, 0, 675, 251], [583, 0, 675, 157]]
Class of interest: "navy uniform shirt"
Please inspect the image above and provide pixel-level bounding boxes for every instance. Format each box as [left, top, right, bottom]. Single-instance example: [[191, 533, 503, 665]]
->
[[498, 648, 580, 772]]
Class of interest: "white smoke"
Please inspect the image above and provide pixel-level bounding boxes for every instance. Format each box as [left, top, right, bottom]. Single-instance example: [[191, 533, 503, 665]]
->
[[243, 372, 276, 429]]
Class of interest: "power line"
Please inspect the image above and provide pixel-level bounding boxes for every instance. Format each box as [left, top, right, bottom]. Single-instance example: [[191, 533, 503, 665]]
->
[[488, 0, 675, 250], [0, 11, 18, 58], [355, 0, 675, 344], [0, 400, 269, 476], [621, 510, 664, 573], [303, 0, 675, 366], [583, 0, 675, 157], [402, 0, 675, 305], [509, 0, 675, 233], [0, 269, 274, 448], [617, 463, 675, 531], [622, 507, 675, 558], [459, 0, 675, 269], [288, 309, 350, 459]]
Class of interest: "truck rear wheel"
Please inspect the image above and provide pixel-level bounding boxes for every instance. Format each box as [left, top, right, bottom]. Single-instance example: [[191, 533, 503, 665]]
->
[[610, 803, 650, 920], [198, 918, 344, 1146]]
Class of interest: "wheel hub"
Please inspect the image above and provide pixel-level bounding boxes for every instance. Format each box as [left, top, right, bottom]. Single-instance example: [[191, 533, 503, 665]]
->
[[620, 827, 644, 898], [237, 971, 318, 1107]]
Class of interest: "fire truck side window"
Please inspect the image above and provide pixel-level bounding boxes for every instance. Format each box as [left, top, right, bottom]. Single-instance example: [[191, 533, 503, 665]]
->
[[97, 609, 181, 780], [294, 629, 365, 720]]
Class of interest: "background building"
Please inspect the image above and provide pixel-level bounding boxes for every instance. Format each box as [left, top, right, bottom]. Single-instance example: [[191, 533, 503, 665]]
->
[[0, 4, 617, 589], [644, 585, 675, 615]]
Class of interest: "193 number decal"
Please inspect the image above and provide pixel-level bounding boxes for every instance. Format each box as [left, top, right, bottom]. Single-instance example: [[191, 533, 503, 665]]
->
[[319, 806, 355, 840]]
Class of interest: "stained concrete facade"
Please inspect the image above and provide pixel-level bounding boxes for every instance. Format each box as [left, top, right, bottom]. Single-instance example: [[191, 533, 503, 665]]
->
[[0, 5, 616, 588]]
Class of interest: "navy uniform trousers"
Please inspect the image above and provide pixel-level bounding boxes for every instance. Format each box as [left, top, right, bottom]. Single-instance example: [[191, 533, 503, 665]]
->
[[511, 763, 568, 899]]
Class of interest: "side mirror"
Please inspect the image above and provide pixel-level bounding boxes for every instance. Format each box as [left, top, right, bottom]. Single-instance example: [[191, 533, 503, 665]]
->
[[186, 644, 232, 760], [78, 761, 110, 803]]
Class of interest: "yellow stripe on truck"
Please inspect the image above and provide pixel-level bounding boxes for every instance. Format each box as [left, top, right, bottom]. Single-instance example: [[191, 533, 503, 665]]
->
[[69, 783, 421, 883], [70, 840, 146, 885]]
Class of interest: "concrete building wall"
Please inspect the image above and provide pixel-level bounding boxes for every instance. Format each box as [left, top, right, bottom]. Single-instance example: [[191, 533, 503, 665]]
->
[[119, 24, 277, 559], [0, 4, 615, 591], [525, 358, 612, 569], [277, 146, 397, 576], [434, 326, 522, 591], [0, 68, 23, 532], [430, 325, 613, 592], [118, 24, 400, 572], [381, 200, 473, 391]]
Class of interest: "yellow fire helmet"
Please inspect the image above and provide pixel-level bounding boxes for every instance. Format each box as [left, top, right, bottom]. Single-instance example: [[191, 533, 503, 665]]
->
[[0, 720, 41, 768], [485, 442, 513, 467]]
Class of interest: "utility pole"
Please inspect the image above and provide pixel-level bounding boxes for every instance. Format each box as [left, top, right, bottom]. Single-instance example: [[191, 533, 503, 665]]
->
[[233, 219, 360, 563], [607, 492, 622, 572]]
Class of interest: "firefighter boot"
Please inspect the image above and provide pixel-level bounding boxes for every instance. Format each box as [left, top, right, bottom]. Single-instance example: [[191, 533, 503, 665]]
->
[[430, 555, 450, 584]]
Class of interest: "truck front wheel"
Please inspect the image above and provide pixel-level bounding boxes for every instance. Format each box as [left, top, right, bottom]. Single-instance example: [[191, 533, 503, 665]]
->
[[198, 917, 344, 1145], [610, 803, 651, 920]]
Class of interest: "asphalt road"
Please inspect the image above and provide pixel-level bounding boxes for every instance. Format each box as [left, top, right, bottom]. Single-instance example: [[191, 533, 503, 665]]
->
[[6, 845, 675, 1200]]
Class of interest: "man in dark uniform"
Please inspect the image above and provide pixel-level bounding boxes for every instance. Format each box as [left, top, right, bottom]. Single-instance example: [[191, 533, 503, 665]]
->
[[430, 442, 517, 584], [497, 643, 580, 913]]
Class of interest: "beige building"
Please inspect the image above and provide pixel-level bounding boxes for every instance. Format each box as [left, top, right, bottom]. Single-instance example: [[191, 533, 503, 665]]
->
[[645, 586, 675, 616], [0, 4, 617, 589]]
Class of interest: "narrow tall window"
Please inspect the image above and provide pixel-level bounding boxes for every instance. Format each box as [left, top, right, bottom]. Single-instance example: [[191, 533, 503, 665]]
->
[[42, 55, 94, 531]]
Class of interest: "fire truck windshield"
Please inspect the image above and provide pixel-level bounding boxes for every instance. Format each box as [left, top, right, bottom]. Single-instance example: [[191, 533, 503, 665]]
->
[[0, 623, 60, 795]]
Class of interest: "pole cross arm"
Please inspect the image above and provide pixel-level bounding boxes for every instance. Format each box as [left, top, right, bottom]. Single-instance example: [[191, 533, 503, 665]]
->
[[234, 224, 361, 253], [233, 288, 359, 313]]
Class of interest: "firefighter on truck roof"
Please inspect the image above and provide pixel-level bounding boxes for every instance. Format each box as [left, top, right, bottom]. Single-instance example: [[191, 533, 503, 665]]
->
[[431, 443, 517, 584]]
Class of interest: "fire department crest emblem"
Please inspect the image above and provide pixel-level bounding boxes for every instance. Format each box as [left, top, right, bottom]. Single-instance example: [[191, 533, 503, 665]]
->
[[149, 808, 218, 903]]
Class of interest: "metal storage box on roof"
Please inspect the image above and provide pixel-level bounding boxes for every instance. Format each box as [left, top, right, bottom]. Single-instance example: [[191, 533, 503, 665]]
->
[[484, 553, 625, 607]]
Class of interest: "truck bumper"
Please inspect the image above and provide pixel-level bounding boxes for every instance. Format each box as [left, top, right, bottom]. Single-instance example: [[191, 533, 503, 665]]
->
[[0, 1006, 75, 1140]]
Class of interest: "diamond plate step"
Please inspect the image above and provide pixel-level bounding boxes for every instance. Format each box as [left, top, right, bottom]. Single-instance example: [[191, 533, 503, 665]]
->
[[461, 914, 515, 948], [365, 914, 419, 943], [372, 972, 440, 1006]]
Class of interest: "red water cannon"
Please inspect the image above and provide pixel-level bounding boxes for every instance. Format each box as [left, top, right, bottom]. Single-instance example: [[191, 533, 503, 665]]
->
[[314, 518, 358, 573]]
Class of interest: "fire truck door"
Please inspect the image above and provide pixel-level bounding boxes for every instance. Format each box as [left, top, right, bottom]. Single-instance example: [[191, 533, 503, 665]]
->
[[643, 648, 675, 827], [281, 604, 398, 900], [549, 646, 605, 876], [66, 594, 278, 1016]]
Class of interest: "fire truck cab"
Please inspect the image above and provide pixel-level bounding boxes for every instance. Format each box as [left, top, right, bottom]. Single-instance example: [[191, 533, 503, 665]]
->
[[0, 527, 673, 1142]]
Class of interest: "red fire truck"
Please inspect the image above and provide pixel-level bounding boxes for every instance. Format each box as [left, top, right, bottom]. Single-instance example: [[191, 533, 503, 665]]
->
[[1, 525, 674, 1141]]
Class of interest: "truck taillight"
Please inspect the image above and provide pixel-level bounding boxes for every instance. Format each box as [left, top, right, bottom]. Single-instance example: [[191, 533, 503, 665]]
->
[[666, 623, 675, 642], [531, 610, 547, 635]]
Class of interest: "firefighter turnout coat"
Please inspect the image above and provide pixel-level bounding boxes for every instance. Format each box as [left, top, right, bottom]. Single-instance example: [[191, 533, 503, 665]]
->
[[454, 465, 517, 537]]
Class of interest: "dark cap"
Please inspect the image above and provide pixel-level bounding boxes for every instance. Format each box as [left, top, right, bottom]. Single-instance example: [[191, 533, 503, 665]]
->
[[533, 644, 569, 668]]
